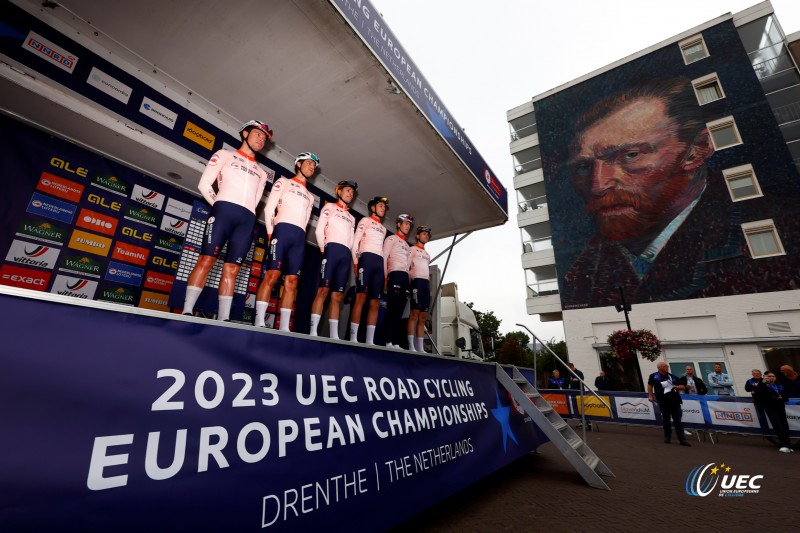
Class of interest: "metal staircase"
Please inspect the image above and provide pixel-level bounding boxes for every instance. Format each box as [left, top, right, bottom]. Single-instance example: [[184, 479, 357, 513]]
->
[[496, 364, 615, 490]]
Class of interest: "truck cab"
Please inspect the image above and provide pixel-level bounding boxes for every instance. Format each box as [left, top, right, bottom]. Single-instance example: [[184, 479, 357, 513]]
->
[[433, 281, 486, 360]]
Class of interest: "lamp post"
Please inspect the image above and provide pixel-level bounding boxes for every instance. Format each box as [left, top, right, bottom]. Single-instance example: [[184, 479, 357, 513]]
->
[[615, 285, 632, 330]]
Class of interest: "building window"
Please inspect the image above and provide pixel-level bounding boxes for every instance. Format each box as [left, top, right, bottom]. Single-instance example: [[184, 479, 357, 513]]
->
[[707, 116, 742, 150], [742, 219, 785, 258], [692, 73, 725, 105], [722, 164, 762, 201], [679, 34, 709, 64]]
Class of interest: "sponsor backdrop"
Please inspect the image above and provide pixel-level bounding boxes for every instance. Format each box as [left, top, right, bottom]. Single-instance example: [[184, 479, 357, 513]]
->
[[0, 292, 546, 530], [538, 388, 800, 436]]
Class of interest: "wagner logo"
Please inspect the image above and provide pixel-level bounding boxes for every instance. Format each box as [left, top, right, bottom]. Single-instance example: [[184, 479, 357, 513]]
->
[[50, 275, 98, 299], [5, 239, 60, 269], [0, 264, 51, 291], [87, 66, 132, 104], [131, 184, 165, 211], [77, 208, 118, 236], [139, 97, 177, 129], [155, 235, 181, 254], [686, 463, 763, 497], [183, 121, 215, 150], [59, 254, 102, 278], [91, 173, 129, 196], [100, 286, 135, 305], [144, 271, 174, 292], [37, 172, 84, 203], [112, 241, 149, 267], [160, 214, 188, 237], [23, 31, 78, 73], [17, 219, 66, 245], [27, 192, 77, 224], [124, 205, 158, 227], [68, 229, 112, 257]]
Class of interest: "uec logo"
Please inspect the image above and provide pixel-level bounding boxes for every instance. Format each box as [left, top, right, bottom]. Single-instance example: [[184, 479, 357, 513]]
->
[[686, 463, 763, 497]]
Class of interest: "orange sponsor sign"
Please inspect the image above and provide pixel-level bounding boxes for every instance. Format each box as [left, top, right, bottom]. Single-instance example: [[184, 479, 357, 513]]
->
[[541, 393, 570, 415]]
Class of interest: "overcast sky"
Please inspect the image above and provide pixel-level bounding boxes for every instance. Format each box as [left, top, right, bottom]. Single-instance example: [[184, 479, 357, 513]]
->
[[369, 0, 800, 342]]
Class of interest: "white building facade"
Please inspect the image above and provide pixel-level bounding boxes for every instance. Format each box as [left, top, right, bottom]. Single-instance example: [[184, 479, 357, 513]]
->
[[508, 1, 800, 393]]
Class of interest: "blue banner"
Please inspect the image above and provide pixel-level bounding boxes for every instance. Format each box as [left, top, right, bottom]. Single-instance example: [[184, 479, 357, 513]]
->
[[329, 0, 508, 215], [0, 291, 547, 530]]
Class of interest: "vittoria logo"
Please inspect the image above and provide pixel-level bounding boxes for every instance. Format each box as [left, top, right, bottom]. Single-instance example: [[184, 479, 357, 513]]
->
[[5, 239, 60, 269], [50, 275, 98, 299], [160, 214, 188, 237], [131, 184, 165, 210]]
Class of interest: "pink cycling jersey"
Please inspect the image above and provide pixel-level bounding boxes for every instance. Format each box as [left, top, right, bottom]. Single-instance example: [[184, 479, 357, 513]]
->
[[315, 201, 355, 251], [198, 149, 269, 214], [409, 243, 431, 280], [383, 233, 410, 274], [263, 177, 314, 236], [352, 215, 387, 265]]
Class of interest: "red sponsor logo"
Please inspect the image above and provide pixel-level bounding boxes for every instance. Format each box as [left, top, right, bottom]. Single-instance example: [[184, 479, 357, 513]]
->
[[0, 264, 51, 291], [37, 171, 84, 203], [144, 270, 174, 292], [248, 276, 259, 292], [250, 262, 262, 278], [76, 208, 118, 236], [112, 241, 149, 266]]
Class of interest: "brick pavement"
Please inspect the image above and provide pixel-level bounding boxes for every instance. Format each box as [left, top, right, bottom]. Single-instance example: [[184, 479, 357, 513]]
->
[[390, 423, 798, 533]]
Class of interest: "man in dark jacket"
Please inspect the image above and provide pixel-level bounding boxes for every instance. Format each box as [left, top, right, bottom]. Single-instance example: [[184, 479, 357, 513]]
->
[[753, 371, 793, 453], [678, 366, 707, 395]]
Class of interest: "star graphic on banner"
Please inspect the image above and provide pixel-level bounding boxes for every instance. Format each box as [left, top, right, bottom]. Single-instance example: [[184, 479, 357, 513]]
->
[[491, 390, 518, 452], [710, 466, 720, 475], [725, 466, 732, 472]]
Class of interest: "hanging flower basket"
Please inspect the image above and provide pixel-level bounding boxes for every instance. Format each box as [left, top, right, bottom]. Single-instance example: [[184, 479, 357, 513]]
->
[[607, 329, 662, 362]]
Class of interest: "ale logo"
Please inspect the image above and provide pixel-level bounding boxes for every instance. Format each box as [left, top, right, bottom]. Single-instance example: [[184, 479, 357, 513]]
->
[[686, 463, 764, 497]]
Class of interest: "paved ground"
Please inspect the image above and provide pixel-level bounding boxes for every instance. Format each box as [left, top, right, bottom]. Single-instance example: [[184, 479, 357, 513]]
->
[[390, 423, 798, 533]]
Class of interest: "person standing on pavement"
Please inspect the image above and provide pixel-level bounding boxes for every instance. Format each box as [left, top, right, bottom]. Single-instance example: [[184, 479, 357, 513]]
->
[[648, 362, 691, 446], [678, 366, 707, 395], [548, 370, 567, 389], [707, 363, 735, 396], [309, 180, 357, 338], [567, 362, 584, 390], [594, 371, 612, 391], [753, 371, 794, 453], [183, 120, 272, 321], [745, 369, 763, 397]]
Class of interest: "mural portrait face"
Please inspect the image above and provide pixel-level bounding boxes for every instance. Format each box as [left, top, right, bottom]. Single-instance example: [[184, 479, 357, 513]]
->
[[570, 96, 712, 242]]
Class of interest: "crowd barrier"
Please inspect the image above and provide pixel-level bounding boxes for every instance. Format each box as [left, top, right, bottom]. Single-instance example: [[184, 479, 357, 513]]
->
[[534, 385, 800, 437]]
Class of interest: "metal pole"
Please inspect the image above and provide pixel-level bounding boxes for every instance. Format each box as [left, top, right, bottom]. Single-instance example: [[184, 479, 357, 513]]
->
[[429, 234, 458, 318], [618, 286, 631, 330]]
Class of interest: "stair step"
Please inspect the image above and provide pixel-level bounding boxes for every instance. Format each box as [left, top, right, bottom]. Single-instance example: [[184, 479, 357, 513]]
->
[[585, 455, 600, 471], [525, 391, 540, 399], [566, 435, 583, 450], [553, 420, 568, 432]]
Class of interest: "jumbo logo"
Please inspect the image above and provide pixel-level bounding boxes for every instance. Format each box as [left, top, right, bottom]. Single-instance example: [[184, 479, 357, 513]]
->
[[121, 226, 153, 242], [87, 193, 122, 212], [139, 290, 170, 311], [68, 229, 112, 257], [50, 157, 89, 178]]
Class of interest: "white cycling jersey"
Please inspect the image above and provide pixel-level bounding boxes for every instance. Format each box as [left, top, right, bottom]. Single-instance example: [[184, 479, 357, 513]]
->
[[198, 149, 269, 214]]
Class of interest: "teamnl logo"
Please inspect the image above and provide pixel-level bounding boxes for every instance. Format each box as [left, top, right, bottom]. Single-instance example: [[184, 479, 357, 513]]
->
[[686, 463, 763, 497]]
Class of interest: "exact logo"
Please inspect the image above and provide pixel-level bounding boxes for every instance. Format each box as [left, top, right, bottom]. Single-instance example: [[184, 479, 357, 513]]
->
[[686, 463, 764, 498]]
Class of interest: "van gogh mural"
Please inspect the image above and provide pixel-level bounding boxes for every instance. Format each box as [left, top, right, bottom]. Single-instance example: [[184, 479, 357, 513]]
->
[[535, 20, 800, 310]]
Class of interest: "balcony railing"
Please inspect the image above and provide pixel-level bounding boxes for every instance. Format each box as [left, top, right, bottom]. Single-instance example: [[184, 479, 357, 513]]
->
[[522, 237, 553, 253], [509, 122, 538, 142], [527, 279, 559, 297], [752, 54, 794, 80], [517, 195, 548, 212], [773, 101, 800, 125], [514, 158, 542, 175]]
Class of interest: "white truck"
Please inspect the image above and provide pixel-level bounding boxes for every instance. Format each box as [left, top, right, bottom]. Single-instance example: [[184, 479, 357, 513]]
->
[[428, 266, 486, 360]]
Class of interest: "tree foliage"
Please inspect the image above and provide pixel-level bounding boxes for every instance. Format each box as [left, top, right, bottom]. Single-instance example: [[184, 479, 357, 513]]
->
[[496, 330, 534, 367], [465, 302, 502, 357]]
